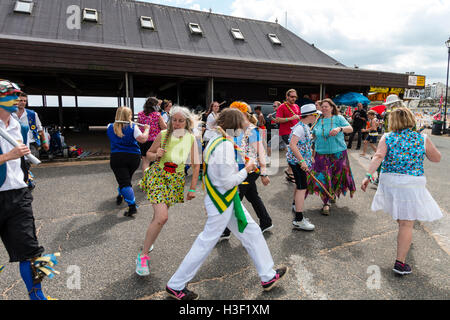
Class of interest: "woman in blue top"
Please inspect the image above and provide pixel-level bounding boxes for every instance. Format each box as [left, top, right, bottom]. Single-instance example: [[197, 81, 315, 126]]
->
[[307, 98, 355, 215], [361, 107, 442, 276], [107, 106, 149, 217]]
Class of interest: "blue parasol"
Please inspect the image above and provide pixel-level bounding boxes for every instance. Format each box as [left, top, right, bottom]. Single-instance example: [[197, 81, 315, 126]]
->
[[333, 92, 370, 107]]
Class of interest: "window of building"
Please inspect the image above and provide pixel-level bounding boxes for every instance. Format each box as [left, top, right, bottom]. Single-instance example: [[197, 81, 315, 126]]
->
[[268, 33, 281, 45], [83, 8, 99, 22], [188, 23, 203, 35], [231, 28, 244, 40], [14, 0, 34, 14], [140, 16, 155, 30]]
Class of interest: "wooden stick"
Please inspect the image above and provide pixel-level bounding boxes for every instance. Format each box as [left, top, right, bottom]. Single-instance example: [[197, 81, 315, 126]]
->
[[216, 126, 260, 174], [307, 169, 335, 200], [115, 120, 146, 127]]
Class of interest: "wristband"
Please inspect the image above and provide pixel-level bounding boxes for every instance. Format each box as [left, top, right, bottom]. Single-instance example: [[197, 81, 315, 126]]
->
[[299, 159, 306, 163], [188, 189, 196, 193], [42, 140, 48, 144], [365, 173, 375, 183], [285, 118, 288, 122]]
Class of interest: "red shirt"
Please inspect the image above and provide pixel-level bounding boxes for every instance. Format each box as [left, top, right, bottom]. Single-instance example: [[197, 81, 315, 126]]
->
[[276, 103, 300, 136]]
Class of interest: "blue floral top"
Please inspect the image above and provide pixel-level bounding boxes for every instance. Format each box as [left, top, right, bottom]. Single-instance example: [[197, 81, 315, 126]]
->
[[382, 129, 425, 177], [287, 121, 313, 167]]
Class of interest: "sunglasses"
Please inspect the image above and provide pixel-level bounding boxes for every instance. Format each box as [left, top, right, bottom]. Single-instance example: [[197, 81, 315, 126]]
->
[[288, 96, 297, 99]]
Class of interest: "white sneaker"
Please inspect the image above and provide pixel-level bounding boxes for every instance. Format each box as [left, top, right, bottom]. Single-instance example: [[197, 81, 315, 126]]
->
[[292, 218, 315, 231], [136, 253, 150, 276]]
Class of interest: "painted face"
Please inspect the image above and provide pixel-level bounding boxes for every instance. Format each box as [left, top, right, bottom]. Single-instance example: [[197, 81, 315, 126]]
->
[[0, 80, 21, 113]]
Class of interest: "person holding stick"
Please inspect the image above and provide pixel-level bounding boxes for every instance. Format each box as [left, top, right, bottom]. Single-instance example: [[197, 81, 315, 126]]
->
[[136, 106, 200, 276], [218, 101, 272, 241], [307, 99, 355, 215], [165, 108, 287, 300], [287, 104, 319, 231], [0, 79, 58, 300], [361, 107, 442, 275], [107, 106, 150, 217]]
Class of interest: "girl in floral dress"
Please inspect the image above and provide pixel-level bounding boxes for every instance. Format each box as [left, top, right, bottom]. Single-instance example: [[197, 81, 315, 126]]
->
[[136, 106, 200, 276]]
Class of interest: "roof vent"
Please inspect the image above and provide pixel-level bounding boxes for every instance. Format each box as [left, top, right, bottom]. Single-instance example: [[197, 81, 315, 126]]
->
[[140, 16, 155, 30], [231, 28, 244, 40], [14, 0, 34, 14], [188, 23, 203, 35], [83, 8, 99, 22], [268, 33, 281, 45]]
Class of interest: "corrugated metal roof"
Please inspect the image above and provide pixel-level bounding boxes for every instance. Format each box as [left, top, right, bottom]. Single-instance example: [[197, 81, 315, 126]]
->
[[0, 0, 344, 68]]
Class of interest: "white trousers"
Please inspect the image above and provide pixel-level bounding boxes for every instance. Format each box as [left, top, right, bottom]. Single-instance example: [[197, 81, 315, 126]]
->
[[167, 196, 276, 290]]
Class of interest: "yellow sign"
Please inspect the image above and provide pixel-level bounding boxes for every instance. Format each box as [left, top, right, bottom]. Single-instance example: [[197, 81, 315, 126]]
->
[[370, 87, 389, 93], [389, 88, 404, 94], [416, 76, 426, 87]]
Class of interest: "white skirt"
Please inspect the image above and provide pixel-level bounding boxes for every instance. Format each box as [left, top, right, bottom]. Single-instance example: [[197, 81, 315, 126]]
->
[[371, 173, 443, 222]]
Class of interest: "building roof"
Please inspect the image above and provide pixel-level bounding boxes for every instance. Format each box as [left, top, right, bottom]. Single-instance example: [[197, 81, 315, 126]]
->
[[0, 0, 344, 68]]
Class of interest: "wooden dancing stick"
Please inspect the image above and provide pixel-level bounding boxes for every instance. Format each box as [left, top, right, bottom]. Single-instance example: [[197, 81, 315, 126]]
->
[[216, 126, 260, 174], [115, 120, 146, 127], [310, 114, 323, 131], [0, 126, 41, 165], [306, 169, 335, 200]]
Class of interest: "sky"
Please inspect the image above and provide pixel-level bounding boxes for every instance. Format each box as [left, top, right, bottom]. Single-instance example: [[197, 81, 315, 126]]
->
[[140, 0, 450, 86]]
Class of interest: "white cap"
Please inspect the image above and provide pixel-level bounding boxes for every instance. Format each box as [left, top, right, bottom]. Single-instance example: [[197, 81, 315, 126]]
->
[[384, 94, 403, 106]]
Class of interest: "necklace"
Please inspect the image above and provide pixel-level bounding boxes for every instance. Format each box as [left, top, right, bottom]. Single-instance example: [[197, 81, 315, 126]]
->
[[321, 116, 333, 141]]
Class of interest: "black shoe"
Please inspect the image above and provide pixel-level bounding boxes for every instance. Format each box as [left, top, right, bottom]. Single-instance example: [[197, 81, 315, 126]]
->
[[218, 231, 231, 242], [124, 204, 137, 217], [166, 286, 199, 300], [260, 224, 274, 234], [261, 266, 288, 291], [393, 261, 412, 275], [116, 195, 123, 205]]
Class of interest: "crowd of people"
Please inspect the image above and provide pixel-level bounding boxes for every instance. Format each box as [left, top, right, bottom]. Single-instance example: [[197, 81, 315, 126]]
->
[[0, 80, 444, 300]]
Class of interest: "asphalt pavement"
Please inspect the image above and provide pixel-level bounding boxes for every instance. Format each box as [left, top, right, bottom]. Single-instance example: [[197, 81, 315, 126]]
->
[[1, 134, 449, 300]]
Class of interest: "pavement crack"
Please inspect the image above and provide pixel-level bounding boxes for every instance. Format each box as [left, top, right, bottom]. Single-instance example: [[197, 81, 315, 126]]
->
[[319, 230, 397, 255], [1, 279, 22, 299], [137, 266, 253, 300]]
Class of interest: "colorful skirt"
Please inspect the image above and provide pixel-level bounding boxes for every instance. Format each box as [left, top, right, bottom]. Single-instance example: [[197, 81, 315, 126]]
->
[[306, 150, 356, 205], [139, 163, 185, 206]]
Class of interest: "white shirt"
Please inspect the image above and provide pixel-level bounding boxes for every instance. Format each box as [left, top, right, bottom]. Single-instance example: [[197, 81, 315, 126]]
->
[[107, 123, 142, 139], [0, 117, 28, 192], [12, 109, 43, 145], [203, 113, 219, 142], [204, 132, 247, 195]]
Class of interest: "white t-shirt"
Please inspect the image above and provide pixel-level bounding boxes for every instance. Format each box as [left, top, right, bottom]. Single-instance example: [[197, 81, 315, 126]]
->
[[0, 117, 28, 192], [107, 123, 142, 139], [203, 113, 219, 142], [12, 109, 43, 145]]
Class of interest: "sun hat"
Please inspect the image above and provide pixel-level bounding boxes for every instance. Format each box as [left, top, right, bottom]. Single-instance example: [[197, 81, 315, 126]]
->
[[300, 103, 318, 116], [384, 94, 403, 106]]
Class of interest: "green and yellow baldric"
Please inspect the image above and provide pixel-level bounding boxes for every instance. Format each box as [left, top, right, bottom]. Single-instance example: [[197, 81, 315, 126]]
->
[[203, 136, 248, 233]]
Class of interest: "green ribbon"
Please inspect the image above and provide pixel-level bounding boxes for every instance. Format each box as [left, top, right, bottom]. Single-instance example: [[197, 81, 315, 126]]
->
[[204, 136, 248, 233]]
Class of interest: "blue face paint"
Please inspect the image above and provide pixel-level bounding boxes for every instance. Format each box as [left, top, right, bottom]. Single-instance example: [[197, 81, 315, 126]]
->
[[0, 94, 19, 113]]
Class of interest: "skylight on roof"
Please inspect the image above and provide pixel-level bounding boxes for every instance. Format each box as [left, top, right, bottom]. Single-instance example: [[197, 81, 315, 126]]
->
[[188, 23, 203, 35], [268, 33, 281, 45], [83, 8, 98, 22], [140, 16, 155, 30], [231, 28, 244, 40], [14, 0, 33, 14]]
